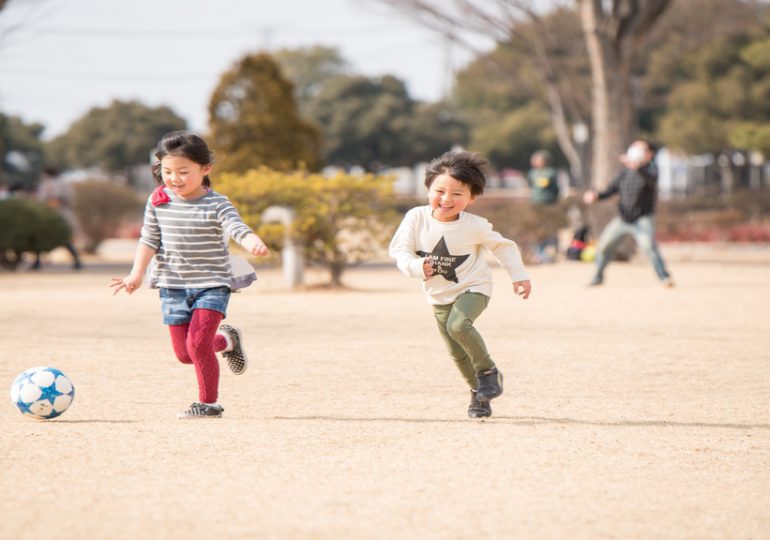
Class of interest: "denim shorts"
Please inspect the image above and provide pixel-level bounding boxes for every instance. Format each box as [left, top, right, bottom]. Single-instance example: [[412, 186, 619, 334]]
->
[[159, 287, 231, 325]]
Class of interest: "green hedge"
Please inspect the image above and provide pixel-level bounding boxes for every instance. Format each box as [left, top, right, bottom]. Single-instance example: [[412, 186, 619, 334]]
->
[[0, 198, 71, 270], [72, 180, 143, 254]]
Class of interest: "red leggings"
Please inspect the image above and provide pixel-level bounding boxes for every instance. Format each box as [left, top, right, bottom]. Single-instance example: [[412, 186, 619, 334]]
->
[[168, 308, 228, 403]]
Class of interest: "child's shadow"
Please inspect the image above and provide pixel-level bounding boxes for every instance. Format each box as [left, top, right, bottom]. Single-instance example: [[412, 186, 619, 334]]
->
[[47, 419, 139, 424], [273, 415, 770, 430], [495, 416, 770, 430]]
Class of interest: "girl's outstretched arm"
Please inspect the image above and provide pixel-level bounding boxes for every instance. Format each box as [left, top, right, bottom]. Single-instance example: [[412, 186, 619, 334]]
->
[[240, 232, 270, 257], [110, 243, 156, 295]]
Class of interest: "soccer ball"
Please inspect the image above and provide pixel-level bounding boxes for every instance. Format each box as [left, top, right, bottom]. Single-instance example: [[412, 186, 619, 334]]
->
[[10, 367, 75, 420]]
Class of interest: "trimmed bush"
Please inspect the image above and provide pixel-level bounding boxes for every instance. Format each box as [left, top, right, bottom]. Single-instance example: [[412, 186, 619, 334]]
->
[[657, 190, 770, 243], [0, 198, 71, 270], [72, 180, 143, 253], [217, 167, 399, 286], [470, 197, 570, 263]]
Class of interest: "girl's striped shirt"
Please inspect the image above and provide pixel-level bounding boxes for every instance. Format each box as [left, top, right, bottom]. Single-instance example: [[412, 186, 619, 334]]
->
[[139, 188, 253, 290]]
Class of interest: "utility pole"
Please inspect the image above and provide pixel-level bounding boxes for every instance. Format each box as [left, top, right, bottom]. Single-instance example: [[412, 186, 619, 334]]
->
[[440, 33, 454, 101], [259, 25, 274, 51]]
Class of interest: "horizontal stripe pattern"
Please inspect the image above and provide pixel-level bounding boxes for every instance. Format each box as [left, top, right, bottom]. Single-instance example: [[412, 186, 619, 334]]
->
[[139, 188, 253, 289]]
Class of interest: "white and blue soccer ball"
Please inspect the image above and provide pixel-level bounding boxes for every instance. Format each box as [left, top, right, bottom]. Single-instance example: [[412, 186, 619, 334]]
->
[[10, 367, 75, 420]]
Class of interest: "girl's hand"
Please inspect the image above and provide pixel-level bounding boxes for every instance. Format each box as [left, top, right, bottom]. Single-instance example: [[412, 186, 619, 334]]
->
[[110, 274, 142, 295], [242, 234, 270, 257], [422, 257, 434, 279], [249, 243, 269, 257], [513, 280, 531, 300]]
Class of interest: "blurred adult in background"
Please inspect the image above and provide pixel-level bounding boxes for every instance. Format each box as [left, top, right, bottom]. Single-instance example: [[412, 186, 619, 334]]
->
[[583, 140, 672, 287], [35, 167, 82, 270], [528, 150, 560, 205], [527, 150, 561, 263]]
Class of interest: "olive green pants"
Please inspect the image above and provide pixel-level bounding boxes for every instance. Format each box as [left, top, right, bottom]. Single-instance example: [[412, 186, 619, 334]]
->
[[432, 292, 494, 389]]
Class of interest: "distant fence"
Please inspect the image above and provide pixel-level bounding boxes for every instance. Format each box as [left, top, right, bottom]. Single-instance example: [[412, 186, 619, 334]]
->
[[657, 149, 768, 200], [386, 149, 769, 201]]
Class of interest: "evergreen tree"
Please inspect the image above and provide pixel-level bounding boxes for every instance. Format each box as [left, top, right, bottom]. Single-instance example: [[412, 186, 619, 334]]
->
[[656, 16, 770, 155], [306, 74, 413, 170], [208, 52, 323, 173], [272, 46, 349, 116], [46, 100, 186, 179], [0, 113, 45, 189]]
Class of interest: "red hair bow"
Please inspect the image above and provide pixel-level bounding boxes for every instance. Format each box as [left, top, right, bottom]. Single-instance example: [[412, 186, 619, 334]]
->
[[151, 186, 170, 206]]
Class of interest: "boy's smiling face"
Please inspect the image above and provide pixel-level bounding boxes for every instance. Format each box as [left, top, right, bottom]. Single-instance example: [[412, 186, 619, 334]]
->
[[427, 173, 476, 222]]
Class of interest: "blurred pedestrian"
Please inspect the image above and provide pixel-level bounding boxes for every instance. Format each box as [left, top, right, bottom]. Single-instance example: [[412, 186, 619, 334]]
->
[[35, 167, 82, 269], [528, 150, 560, 205], [527, 149, 561, 263], [583, 140, 673, 287]]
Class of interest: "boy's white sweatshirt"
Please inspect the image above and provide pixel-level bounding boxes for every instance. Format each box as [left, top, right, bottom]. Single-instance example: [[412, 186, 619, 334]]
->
[[389, 205, 529, 305]]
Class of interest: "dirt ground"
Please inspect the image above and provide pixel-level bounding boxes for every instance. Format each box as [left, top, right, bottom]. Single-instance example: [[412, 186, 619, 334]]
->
[[1, 242, 769, 539]]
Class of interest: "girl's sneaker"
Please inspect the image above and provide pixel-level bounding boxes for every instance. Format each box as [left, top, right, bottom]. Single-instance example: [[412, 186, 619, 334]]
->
[[218, 324, 248, 375], [468, 390, 492, 418], [176, 402, 224, 419]]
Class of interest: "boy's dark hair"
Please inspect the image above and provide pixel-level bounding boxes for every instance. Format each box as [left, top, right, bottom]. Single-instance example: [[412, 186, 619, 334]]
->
[[152, 130, 214, 187], [424, 150, 488, 196]]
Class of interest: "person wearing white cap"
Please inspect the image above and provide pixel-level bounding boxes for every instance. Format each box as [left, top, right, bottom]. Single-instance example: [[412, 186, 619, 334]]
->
[[583, 139, 673, 287]]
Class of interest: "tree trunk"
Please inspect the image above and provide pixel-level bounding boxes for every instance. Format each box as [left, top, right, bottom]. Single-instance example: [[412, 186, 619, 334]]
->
[[485, 52, 586, 184], [379, 0, 671, 189], [328, 258, 345, 287], [580, 0, 633, 191], [541, 73, 585, 185]]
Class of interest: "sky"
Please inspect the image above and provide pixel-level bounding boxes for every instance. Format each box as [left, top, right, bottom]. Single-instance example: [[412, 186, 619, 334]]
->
[[0, 0, 495, 139]]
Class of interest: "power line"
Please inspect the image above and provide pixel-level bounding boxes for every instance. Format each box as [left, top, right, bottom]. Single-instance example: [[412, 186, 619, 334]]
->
[[5, 23, 400, 40], [1, 66, 212, 81]]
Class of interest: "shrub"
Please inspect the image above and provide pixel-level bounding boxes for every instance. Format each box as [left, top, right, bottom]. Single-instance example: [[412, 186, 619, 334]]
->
[[216, 167, 399, 286], [72, 180, 143, 253], [469, 197, 569, 263], [0, 198, 71, 270], [657, 190, 770, 243]]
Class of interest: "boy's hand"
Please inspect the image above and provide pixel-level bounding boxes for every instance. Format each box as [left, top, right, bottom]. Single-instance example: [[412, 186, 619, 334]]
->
[[583, 191, 597, 204], [513, 280, 531, 300], [110, 274, 142, 295], [242, 234, 270, 257], [422, 257, 434, 279]]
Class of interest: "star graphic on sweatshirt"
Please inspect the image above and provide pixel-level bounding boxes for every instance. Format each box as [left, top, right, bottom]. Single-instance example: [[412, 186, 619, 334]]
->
[[416, 236, 470, 283]]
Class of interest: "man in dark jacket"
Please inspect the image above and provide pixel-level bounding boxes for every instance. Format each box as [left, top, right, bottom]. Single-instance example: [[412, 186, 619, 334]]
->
[[583, 140, 673, 287]]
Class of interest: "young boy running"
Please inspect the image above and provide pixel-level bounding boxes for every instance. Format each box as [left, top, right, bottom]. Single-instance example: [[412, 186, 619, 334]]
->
[[389, 150, 531, 419]]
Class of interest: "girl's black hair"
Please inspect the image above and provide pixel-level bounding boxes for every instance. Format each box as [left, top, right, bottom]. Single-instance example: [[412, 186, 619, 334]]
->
[[151, 130, 214, 186], [424, 150, 488, 196]]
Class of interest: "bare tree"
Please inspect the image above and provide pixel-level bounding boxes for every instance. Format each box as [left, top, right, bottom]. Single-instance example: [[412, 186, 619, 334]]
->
[[377, 0, 671, 189], [579, 0, 670, 187], [0, 0, 51, 48]]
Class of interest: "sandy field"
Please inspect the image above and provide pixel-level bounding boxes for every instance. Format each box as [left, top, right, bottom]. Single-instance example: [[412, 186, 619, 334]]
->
[[1, 243, 769, 539]]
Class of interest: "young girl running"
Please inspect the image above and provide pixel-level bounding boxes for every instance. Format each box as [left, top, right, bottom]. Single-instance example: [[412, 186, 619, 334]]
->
[[111, 130, 269, 419], [389, 150, 531, 419]]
